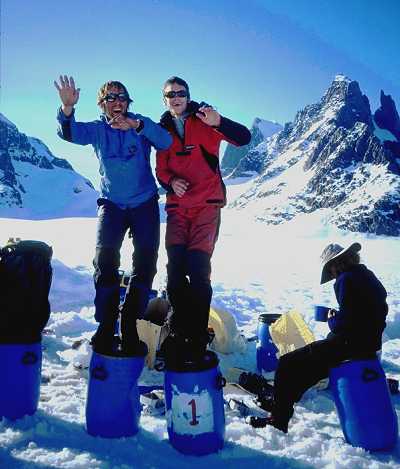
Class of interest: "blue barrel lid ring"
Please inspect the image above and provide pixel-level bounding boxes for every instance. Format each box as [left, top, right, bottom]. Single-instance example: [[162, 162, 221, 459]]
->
[[258, 313, 282, 325]]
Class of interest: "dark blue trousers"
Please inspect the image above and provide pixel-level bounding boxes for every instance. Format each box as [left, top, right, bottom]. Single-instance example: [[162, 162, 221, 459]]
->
[[93, 195, 160, 350], [272, 335, 353, 427], [166, 245, 212, 341]]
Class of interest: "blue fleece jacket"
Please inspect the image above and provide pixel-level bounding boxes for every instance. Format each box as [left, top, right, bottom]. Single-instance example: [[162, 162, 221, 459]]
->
[[57, 108, 172, 207], [327, 264, 388, 353]]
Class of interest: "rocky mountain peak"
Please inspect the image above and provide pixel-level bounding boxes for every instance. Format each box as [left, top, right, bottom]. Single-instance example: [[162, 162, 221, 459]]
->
[[320, 75, 372, 129], [321, 74, 351, 105], [374, 90, 400, 141], [229, 76, 400, 237], [0, 114, 97, 218]]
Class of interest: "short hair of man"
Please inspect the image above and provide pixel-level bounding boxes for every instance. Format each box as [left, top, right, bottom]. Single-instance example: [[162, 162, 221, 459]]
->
[[97, 81, 133, 107], [163, 76, 190, 100]]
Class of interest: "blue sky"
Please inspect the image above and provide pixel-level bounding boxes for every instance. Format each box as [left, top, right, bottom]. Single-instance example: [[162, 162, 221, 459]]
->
[[2, 0, 399, 185]]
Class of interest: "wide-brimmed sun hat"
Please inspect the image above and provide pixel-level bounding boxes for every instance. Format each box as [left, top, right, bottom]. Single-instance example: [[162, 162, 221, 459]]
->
[[320, 242, 361, 284]]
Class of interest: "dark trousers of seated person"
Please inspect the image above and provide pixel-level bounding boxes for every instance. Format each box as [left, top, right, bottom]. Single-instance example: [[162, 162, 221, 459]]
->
[[272, 335, 353, 426], [93, 197, 159, 351]]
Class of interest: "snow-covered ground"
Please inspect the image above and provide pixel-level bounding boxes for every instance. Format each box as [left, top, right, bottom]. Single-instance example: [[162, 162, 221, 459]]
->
[[0, 180, 399, 468]]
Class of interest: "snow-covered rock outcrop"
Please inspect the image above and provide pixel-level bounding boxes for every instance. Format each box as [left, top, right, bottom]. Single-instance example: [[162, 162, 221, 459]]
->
[[221, 118, 282, 176], [0, 114, 98, 219]]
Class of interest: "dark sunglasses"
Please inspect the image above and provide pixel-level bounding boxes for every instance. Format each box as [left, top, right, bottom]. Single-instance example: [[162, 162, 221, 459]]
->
[[103, 93, 129, 103], [164, 90, 188, 99]]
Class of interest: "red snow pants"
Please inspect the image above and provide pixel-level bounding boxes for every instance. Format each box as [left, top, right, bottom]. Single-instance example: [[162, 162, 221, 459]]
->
[[165, 205, 221, 255], [164, 206, 221, 352]]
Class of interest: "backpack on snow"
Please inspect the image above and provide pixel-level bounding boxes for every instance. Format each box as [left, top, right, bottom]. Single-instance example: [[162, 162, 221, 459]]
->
[[0, 239, 53, 344]]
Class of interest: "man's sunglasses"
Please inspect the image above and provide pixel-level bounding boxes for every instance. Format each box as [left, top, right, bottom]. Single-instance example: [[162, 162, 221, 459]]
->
[[103, 93, 129, 103], [164, 90, 188, 99]]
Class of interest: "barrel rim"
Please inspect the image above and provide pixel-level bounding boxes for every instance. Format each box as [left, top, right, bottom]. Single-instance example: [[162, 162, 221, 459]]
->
[[258, 313, 282, 324], [165, 350, 219, 373]]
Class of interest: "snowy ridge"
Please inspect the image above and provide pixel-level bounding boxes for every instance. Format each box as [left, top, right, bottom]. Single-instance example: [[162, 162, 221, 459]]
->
[[0, 113, 17, 128], [256, 118, 282, 139], [230, 76, 400, 236], [0, 113, 98, 219]]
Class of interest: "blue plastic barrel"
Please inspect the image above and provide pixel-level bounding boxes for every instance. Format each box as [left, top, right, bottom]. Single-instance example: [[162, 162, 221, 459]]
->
[[164, 351, 225, 455], [0, 342, 42, 420], [256, 313, 281, 373], [86, 346, 146, 438], [330, 357, 398, 451]]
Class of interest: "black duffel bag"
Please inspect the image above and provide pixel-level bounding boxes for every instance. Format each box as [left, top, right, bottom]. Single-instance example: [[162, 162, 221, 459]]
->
[[0, 239, 53, 343]]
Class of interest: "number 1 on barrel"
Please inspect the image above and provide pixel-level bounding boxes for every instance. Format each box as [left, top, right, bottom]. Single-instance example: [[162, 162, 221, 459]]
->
[[188, 399, 199, 425]]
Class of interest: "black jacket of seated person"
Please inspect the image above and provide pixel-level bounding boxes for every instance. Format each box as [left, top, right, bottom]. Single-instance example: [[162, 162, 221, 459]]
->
[[266, 243, 388, 433]]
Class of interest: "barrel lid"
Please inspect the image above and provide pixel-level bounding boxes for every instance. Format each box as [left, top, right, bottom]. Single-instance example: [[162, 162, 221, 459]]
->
[[165, 350, 219, 373], [258, 313, 282, 325]]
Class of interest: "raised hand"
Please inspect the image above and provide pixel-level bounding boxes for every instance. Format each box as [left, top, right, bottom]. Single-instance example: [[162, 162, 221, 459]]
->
[[54, 75, 80, 115], [328, 309, 337, 319], [196, 105, 221, 127], [109, 115, 141, 131]]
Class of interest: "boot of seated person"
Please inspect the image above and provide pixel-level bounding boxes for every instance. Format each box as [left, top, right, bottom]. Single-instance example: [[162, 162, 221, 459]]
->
[[265, 402, 294, 433], [263, 415, 289, 433]]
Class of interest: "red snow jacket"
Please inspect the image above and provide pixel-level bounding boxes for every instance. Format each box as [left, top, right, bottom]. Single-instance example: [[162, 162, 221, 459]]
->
[[156, 102, 251, 210]]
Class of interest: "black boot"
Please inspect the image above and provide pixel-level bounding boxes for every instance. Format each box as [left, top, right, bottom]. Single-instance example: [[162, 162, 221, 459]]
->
[[266, 402, 294, 433], [238, 372, 275, 400], [91, 330, 119, 355], [263, 415, 289, 433], [161, 332, 210, 368], [119, 285, 144, 355], [119, 340, 148, 358], [91, 305, 121, 356], [252, 415, 289, 433]]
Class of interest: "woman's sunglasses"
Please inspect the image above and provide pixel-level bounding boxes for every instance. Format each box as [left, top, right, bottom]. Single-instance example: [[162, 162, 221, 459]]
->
[[103, 93, 129, 103]]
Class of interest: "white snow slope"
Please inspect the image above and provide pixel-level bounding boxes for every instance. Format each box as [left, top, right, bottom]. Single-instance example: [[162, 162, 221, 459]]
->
[[0, 113, 98, 219], [0, 180, 399, 469]]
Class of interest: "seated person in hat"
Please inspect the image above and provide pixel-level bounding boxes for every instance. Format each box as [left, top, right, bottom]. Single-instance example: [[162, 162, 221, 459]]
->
[[263, 242, 388, 433]]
